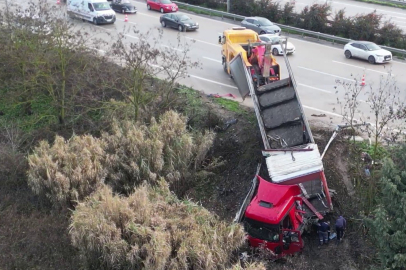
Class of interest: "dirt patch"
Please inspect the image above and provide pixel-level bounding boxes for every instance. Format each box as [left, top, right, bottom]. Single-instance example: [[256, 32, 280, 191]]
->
[[0, 95, 376, 270]]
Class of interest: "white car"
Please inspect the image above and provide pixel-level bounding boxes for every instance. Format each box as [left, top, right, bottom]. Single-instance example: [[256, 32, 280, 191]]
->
[[258, 34, 295, 56], [344, 41, 392, 64]]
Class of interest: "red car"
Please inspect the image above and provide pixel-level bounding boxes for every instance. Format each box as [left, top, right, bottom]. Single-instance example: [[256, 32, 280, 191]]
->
[[147, 0, 178, 13]]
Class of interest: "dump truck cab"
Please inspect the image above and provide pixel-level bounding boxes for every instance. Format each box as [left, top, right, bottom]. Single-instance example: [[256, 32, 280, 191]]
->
[[243, 176, 305, 255], [219, 27, 280, 86]]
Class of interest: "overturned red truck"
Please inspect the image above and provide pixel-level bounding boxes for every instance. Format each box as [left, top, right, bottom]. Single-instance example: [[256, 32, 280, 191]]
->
[[219, 27, 333, 256]]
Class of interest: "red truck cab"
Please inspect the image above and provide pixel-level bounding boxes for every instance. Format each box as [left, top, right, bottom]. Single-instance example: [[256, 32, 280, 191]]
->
[[244, 176, 304, 256]]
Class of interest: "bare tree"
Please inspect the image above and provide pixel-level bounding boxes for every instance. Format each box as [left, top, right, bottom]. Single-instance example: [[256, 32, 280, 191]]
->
[[110, 27, 200, 121]]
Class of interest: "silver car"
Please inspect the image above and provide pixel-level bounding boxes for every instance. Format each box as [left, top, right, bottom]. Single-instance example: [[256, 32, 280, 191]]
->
[[344, 41, 392, 64], [241, 17, 281, 35]]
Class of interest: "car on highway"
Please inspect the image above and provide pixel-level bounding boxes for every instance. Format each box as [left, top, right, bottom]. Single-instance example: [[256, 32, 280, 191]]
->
[[160, 13, 198, 32], [344, 41, 392, 64], [241, 17, 281, 35], [147, 0, 178, 13], [109, 0, 137, 14], [259, 34, 295, 56]]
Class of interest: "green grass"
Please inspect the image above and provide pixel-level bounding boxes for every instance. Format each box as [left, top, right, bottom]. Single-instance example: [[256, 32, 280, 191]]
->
[[353, 0, 406, 10], [0, 92, 58, 132], [212, 98, 243, 113]]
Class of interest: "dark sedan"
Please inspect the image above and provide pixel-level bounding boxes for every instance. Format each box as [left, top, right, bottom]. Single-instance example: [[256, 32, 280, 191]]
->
[[160, 13, 199, 32], [110, 0, 137, 14]]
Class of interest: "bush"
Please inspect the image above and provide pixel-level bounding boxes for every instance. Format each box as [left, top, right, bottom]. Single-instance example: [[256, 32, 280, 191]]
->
[[331, 9, 352, 37], [349, 12, 382, 41], [299, 3, 331, 32], [27, 135, 107, 209], [376, 21, 404, 47], [103, 110, 215, 195], [69, 181, 246, 270]]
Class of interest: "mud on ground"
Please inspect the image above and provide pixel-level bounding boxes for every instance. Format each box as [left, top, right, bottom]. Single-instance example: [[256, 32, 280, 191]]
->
[[190, 100, 377, 270], [0, 95, 376, 270]]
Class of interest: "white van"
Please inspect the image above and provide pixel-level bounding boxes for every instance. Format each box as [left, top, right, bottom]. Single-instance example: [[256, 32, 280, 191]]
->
[[67, 0, 116, 25]]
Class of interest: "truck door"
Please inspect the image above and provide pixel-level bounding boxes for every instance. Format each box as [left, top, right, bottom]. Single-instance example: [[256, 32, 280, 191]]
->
[[281, 229, 303, 254]]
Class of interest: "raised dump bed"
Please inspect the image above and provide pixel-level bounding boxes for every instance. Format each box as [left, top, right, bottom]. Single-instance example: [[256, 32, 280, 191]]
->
[[229, 52, 332, 217]]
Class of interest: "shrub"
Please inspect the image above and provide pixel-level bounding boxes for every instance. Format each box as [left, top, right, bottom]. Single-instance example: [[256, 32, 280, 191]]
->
[[376, 21, 404, 48], [69, 180, 246, 270], [27, 135, 107, 208], [103, 110, 215, 195], [299, 3, 331, 32], [281, 2, 296, 25], [349, 12, 382, 41], [331, 9, 352, 37]]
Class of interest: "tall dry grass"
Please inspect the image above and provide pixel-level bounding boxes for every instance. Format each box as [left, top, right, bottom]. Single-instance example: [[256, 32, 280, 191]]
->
[[69, 180, 245, 270], [103, 110, 215, 195], [27, 135, 107, 208]]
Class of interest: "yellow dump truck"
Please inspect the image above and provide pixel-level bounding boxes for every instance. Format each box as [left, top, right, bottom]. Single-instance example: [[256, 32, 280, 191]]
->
[[218, 27, 280, 89]]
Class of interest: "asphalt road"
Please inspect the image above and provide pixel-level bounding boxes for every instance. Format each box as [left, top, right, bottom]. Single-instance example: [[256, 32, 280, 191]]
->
[[4, 0, 406, 128], [278, 0, 406, 31]]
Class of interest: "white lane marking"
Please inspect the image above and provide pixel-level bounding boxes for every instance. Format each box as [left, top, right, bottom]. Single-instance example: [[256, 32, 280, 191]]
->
[[302, 105, 343, 118], [295, 0, 406, 16], [161, 44, 182, 51], [136, 11, 159, 19], [116, 19, 137, 25], [189, 74, 238, 89], [298, 83, 332, 94], [186, 37, 221, 47], [298, 66, 356, 81], [148, 63, 237, 89], [332, 61, 394, 75], [125, 34, 139, 39], [203, 56, 222, 63]]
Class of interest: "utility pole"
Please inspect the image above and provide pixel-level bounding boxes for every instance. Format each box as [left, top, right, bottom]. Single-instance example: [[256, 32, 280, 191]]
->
[[227, 0, 230, 13]]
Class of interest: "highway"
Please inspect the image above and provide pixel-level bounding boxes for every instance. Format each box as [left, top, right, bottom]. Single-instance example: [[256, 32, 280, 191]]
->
[[278, 0, 406, 31], [3, 0, 406, 128]]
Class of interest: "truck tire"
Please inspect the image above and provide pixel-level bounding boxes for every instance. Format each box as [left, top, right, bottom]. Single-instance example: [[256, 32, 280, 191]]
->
[[223, 61, 227, 73]]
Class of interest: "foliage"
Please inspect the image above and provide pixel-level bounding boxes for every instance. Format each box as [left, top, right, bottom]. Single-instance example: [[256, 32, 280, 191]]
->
[[364, 145, 406, 270], [69, 181, 246, 270], [354, 141, 389, 161], [102, 110, 215, 195], [27, 135, 107, 209], [349, 12, 382, 41], [299, 3, 331, 32]]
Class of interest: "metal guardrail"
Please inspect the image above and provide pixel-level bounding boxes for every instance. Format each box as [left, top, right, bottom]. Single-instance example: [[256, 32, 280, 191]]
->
[[173, 1, 406, 57]]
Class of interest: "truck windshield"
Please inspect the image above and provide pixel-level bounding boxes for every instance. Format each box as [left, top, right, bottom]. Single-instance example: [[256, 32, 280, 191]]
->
[[244, 218, 280, 242], [93, 2, 111, 10]]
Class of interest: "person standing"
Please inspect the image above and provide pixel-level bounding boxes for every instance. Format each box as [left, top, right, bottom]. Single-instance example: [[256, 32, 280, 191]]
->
[[335, 216, 347, 242], [317, 220, 330, 246]]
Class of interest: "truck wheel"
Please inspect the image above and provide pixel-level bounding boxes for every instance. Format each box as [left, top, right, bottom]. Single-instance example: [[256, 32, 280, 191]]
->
[[93, 18, 98, 25], [223, 61, 227, 73]]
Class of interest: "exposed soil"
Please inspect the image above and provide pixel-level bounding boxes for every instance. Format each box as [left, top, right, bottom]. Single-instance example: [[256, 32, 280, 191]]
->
[[0, 94, 376, 270]]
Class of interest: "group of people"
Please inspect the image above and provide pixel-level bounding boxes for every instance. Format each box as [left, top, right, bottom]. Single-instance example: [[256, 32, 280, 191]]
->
[[317, 216, 346, 246]]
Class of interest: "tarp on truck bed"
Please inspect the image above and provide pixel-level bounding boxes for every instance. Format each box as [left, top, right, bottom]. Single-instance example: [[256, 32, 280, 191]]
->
[[264, 143, 323, 183]]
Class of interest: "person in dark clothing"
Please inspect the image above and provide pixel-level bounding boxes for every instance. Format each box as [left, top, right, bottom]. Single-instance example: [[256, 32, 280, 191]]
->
[[335, 216, 347, 242], [317, 220, 330, 246]]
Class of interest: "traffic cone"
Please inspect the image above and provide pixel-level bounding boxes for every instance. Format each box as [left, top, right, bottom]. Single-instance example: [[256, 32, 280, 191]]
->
[[124, 14, 128, 22], [360, 75, 366, 86], [57, 0, 60, 4]]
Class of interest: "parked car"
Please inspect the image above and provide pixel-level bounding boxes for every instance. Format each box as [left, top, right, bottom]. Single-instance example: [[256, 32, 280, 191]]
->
[[67, 0, 116, 25], [344, 41, 392, 64], [241, 17, 281, 35], [259, 34, 295, 56], [110, 0, 137, 14], [160, 13, 198, 32], [147, 0, 178, 13]]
